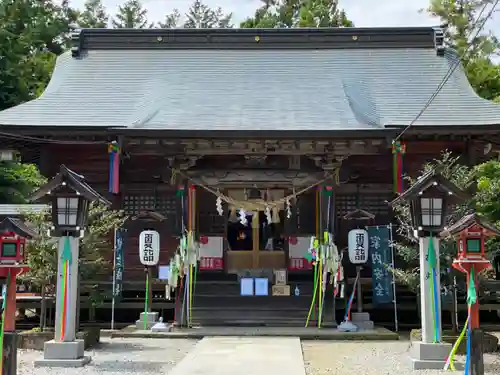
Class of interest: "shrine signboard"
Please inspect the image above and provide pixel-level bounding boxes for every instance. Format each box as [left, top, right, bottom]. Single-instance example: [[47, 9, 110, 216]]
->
[[367, 226, 394, 305]]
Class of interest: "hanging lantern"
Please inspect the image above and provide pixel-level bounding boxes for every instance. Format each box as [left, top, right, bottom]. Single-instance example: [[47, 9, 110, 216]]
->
[[348, 229, 369, 264]]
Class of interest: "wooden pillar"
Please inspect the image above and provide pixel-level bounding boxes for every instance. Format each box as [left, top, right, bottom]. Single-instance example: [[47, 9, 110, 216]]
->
[[470, 329, 485, 375], [252, 213, 260, 268], [3, 272, 17, 332]]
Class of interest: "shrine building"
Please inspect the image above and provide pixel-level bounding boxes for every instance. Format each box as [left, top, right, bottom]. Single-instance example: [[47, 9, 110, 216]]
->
[[0, 27, 499, 326]]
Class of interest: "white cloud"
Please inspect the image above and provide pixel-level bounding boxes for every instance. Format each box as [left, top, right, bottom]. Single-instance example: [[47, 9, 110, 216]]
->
[[69, 0, 499, 33]]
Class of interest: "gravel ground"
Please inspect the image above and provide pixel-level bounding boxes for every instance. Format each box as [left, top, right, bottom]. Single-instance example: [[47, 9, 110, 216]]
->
[[17, 338, 198, 375], [302, 341, 500, 375]]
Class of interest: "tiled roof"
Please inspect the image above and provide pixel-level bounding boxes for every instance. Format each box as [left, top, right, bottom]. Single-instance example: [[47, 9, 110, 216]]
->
[[0, 204, 49, 216], [0, 28, 499, 131]]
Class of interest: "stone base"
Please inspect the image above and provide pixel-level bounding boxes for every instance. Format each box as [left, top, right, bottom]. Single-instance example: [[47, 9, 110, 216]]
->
[[351, 312, 374, 330], [410, 341, 452, 370], [337, 320, 358, 332], [34, 339, 90, 368], [151, 322, 171, 332], [136, 312, 159, 330], [34, 356, 91, 368]]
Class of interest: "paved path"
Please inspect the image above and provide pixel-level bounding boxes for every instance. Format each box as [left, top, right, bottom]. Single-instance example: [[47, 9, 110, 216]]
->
[[168, 337, 306, 375]]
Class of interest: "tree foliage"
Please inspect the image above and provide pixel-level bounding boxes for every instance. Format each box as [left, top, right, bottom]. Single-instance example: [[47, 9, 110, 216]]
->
[[79, 0, 109, 28], [20, 202, 127, 304], [241, 0, 353, 28], [112, 0, 153, 28], [159, 0, 233, 28], [393, 152, 500, 291], [0, 0, 77, 110], [426, 0, 500, 101], [0, 161, 46, 203]]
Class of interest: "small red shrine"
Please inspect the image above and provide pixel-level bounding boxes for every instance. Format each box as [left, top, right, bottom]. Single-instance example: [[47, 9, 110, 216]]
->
[[0, 217, 35, 332], [440, 213, 500, 328]]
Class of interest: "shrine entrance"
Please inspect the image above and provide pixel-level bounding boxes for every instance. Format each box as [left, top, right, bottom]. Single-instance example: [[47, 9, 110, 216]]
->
[[225, 189, 287, 272]]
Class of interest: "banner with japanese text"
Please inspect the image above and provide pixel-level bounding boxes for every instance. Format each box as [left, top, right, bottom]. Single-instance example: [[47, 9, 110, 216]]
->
[[368, 226, 394, 305], [113, 230, 124, 299]]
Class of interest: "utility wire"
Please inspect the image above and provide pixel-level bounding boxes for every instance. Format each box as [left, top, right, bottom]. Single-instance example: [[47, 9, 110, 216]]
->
[[0, 131, 107, 145], [393, 0, 499, 142]]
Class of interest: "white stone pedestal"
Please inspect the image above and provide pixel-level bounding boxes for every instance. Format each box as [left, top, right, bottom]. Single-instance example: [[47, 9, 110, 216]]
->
[[136, 311, 159, 330], [34, 339, 91, 367], [410, 341, 452, 370], [351, 312, 374, 330]]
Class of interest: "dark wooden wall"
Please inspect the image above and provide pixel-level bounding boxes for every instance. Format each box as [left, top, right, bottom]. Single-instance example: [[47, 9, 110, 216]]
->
[[37, 138, 468, 288]]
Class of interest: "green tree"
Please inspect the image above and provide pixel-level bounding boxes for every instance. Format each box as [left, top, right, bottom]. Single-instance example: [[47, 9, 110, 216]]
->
[[0, 161, 47, 203], [475, 159, 500, 222], [393, 152, 500, 292], [20, 202, 127, 330], [79, 0, 109, 28], [426, 0, 500, 100], [158, 8, 181, 28], [112, 0, 153, 28], [392, 152, 475, 292], [0, 0, 77, 110], [241, 0, 353, 28], [182, 0, 232, 28], [158, 1, 232, 29]]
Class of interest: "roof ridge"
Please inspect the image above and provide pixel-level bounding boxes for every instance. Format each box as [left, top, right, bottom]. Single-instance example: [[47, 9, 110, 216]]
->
[[70, 27, 443, 58]]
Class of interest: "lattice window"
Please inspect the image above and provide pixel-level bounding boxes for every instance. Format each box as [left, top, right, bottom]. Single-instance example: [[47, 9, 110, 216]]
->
[[123, 192, 180, 232], [335, 193, 393, 218]]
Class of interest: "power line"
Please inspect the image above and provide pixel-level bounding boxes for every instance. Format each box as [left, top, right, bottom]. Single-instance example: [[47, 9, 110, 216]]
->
[[393, 0, 499, 142], [0, 131, 107, 145]]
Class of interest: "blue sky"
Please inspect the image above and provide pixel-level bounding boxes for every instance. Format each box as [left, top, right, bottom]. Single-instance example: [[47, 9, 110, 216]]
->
[[70, 0, 499, 32]]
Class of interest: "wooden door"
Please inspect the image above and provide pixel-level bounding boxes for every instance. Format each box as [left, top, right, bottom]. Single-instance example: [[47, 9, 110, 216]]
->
[[226, 210, 286, 271]]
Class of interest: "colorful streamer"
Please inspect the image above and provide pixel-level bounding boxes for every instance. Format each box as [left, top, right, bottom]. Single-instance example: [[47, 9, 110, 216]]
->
[[392, 141, 406, 194], [60, 237, 72, 341], [0, 271, 10, 375], [444, 314, 470, 371], [427, 236, 440, 343], [444, 266, 476, 372], [305, 268, 321, 327], [108, 141, 120, 194], [466, 267, 477, 305], [345, 268, 360, 321], [464, 311, 472, 375]]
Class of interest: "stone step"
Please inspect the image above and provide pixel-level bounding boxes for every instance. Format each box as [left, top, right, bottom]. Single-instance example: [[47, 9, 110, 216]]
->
[[193, 295, 332, 307]]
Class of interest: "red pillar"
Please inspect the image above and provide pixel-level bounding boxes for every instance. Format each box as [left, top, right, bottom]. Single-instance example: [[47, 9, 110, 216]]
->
[[3, 272, 17, 332]]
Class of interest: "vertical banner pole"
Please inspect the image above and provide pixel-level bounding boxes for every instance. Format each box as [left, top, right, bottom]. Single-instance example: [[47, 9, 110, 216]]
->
[[389, 223, 399, 332], [318, 187, 323, 328], [144, 267, 149, 330], [111, 228, 117, 331]]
